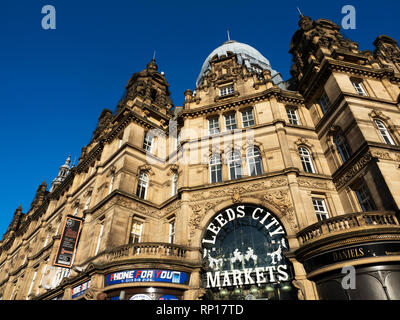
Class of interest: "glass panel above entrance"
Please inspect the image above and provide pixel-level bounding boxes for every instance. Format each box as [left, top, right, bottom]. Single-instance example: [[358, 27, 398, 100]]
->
[[201, 204, 297, 300]]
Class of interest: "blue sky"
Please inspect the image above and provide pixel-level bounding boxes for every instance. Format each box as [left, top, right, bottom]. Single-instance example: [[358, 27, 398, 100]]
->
[[1, 0, 399, 237]]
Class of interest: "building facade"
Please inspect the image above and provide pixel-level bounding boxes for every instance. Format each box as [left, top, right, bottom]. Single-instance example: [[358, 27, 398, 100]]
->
[[1, 14, 400, 300]]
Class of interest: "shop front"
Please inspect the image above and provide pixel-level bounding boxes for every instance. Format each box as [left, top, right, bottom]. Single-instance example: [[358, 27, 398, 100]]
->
[[103, 269, 190, 300]]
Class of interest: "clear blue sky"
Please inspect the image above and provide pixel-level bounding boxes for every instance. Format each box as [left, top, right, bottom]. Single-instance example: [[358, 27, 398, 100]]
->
[[1, 0, 399, 237]]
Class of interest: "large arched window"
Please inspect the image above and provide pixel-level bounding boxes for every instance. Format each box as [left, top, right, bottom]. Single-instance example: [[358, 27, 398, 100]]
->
[[246, 147, 263, 176], [374, 119, 395, 145], [298, 147, 315, 173], [209, 154, 222, 184], [136, 171, 149, 199], [334, 133, 352, 162], [227, 151, 242, 180]]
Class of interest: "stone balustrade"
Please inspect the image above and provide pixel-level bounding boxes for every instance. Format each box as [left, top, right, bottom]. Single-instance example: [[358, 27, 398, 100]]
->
[[297, 211, 400, 246]]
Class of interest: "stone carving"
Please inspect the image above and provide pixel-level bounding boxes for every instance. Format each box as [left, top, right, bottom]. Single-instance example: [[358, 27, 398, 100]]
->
[[191, 178, 287, 201], [334, 151, 373, 189], [297, 178, 329, 189], [259, 190, 298, 231]]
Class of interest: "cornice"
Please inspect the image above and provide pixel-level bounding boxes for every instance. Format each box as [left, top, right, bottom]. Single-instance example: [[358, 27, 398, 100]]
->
[[181, 87, 304, 118]]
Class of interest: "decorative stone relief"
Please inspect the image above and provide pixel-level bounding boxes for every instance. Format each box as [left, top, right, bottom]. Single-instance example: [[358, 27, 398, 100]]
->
[[334, 151, 373, 189]]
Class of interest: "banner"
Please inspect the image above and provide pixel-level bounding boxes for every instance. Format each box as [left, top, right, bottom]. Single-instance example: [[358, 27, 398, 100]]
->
[[54, 215, 83, 268]]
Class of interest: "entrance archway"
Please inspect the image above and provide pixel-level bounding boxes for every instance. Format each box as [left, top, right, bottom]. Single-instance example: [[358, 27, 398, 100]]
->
[[200, 204, 297, 300]]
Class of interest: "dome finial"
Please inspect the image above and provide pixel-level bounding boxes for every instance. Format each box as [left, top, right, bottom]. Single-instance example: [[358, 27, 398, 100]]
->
[[227, 29, 231, 41], [297, 7, 304, 18]]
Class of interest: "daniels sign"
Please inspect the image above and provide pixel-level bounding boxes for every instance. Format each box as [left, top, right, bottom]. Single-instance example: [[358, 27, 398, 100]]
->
[[201, 204, 292, 289]]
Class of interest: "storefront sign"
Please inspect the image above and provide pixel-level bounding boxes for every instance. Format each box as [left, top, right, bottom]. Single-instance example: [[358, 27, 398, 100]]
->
[[159, 295, 179, 300], [202, 204, 293, 290], [105, 269, 189, 286], [130, 294, 152, 300], [54, 216, 83, 268], [302, 242, 400, 273], [71, 280, 91, 299]]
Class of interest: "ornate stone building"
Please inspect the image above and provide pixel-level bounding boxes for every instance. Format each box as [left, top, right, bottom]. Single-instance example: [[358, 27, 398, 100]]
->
[[1, 14, 400, 300]]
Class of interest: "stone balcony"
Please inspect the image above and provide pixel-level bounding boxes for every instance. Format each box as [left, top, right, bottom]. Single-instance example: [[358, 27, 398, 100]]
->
[[297, 211, 400, 248], [80, 242, 201, 269]]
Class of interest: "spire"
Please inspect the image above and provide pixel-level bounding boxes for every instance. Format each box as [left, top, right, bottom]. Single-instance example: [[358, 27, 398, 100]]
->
[[227, 29, 231, 41], [50, 155, 72, 192]]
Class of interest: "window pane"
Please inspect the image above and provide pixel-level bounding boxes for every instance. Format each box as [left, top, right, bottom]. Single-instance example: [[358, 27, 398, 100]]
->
[[225, 113, 237, 130], [247, 148, 263, 176], [228, 152, 242, 180], [241, 109, 255, 128], [319, 93, 330, 114], [286, 108, 299, 125], [210, 155, 222, 183], [136, 172, 148, 199], [312, 198, 329, 221], [352, 81, 367, 96], [220, 85, 234, 97], [143, 134, 154, 152], [299, 147, 315, 173], [335, 134, 351, 162], [209, 117, 220, 135], [374, 120, 395, 145]]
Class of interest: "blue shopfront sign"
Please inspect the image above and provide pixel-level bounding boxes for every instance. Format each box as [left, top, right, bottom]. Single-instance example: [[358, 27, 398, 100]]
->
[[106, 269, 189, 286]]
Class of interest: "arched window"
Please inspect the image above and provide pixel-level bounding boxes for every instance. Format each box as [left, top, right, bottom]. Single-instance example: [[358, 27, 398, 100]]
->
[[210, 154, 222, 183], [228, 151, 242, 180], [247, 147, 263, 176], [374, 119, 395, 145], [136, 171, 149, 199], [334, 133, 352, 162], [298, 147, 315, 173]]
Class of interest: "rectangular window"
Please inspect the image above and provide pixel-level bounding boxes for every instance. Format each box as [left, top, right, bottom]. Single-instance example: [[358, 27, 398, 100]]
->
[[286, 107, 300, 125], [129, 219, 143, 244], [224, 113, 237, 131], [94, 223, 104, 256], [355, 184, 376, 212], [241, 109, 255, 128], [208, 117, 220, 135], [319, 92, 330, 114], [312, 198, 329, 221], [352, 80, 368, 96], [168, 220, 175, 244], [143, 133, 154, 153], [219, 84, 234, 97]]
